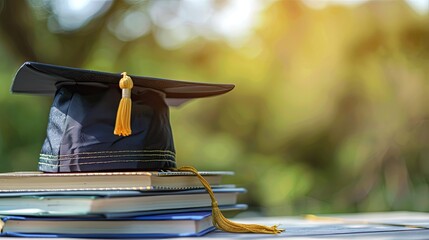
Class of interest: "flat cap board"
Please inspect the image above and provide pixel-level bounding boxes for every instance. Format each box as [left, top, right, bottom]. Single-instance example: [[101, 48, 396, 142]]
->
[[11, 62, 235, 106]]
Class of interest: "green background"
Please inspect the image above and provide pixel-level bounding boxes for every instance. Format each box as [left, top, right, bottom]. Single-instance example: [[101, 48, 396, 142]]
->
[[0, 0, 428, 216]]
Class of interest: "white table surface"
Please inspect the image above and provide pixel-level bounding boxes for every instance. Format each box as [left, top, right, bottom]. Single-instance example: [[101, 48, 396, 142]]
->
[[1, 211, 428, 239]]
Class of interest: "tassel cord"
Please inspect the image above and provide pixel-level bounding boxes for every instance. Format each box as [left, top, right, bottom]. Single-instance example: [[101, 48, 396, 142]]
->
[[178, 166, 284, 234]]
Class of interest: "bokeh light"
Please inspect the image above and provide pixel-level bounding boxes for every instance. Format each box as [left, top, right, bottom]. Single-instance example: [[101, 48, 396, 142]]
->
[[0, 0, 428, 216]]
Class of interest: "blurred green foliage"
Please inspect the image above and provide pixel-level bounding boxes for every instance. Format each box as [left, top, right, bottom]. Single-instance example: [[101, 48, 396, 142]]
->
[[0, 0, 428, 216]]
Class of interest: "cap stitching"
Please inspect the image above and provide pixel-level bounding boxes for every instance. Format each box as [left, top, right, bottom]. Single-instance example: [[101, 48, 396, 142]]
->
[[40, 149, 175, 158], [38, 159, 176, 167], [40, 153, 175, 161]]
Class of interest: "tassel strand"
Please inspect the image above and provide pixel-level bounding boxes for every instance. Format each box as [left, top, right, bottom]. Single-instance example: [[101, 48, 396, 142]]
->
[[178, 166, 284, 234], [114, 72, 133, 136]]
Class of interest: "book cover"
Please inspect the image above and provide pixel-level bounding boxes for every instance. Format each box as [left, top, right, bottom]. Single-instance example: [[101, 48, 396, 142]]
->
[[0, 188, 246, 216], [0, 212, 215, 238], [0, 171, 233, 192]]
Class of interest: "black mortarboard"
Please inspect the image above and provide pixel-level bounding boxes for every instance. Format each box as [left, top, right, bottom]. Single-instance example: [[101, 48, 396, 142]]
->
[[11, 62, 234, 173]]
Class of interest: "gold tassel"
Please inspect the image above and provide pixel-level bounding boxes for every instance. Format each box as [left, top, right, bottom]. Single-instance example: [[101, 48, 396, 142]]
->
[[178, 166, 284, 234], [114, 72, 133, 137]]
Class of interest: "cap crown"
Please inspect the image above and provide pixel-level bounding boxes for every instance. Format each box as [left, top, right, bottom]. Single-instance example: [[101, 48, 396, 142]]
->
[[40, 84, 175, 172], [12, 62, 234, 173]]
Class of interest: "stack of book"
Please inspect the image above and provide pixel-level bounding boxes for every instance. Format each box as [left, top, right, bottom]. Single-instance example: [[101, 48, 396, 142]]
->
[[0, 171, 246, 238]]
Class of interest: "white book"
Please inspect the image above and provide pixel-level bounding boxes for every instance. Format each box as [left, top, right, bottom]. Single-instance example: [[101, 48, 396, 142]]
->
[[0, 171, 232, 192]]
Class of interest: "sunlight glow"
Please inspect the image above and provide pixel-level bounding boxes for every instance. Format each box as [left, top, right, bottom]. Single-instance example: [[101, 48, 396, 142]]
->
[[303, 0, 429, 13], [210, 0, 263, 45], [406, 0, 429, 14], [50, 0, 112, 31]]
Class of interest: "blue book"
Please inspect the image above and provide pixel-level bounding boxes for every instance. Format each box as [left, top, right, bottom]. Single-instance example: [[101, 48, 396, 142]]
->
[[104, 204, 247, 218], [0, 212, 215, 238], [0, 188, 245, 216]]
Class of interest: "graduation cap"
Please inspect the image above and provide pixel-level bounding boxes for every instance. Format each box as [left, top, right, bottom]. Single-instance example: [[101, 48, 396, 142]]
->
[[10, 62, 283, 235], [11, 62, 234, 173]]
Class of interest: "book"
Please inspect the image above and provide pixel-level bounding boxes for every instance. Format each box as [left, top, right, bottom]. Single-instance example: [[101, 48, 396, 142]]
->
[[0, 171, 232, 192], [104, 204, 248, 218], [0, 188, 245, 216], [0, 212, 215, 238]]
